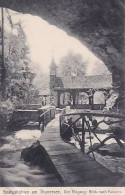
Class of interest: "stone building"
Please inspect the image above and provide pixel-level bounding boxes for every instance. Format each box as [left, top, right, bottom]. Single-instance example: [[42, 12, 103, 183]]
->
[[49, 58, 112, 110]]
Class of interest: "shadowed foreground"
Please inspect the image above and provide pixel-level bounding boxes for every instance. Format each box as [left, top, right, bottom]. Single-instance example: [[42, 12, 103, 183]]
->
[[39, 115, 125, 186]]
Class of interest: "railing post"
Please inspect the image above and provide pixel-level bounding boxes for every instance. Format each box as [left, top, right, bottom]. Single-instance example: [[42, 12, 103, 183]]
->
[[42, 114, 45, 131], [50, 108, 51, 121], [81, 116, 85, 152], [59, 115, 62, 137], [39, 116, 44, 131]]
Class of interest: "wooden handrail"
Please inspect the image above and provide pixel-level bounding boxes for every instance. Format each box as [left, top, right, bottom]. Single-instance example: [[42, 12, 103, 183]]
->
[[60, 110, 125, 157], [39, 107, 55, 131], [39, 108, 51, 118], [61, 110, 125, 119]]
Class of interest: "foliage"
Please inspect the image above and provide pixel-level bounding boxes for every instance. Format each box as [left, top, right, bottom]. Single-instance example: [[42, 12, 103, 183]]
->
[[59, 51, 87, 77], [0, 9, 38, 108]]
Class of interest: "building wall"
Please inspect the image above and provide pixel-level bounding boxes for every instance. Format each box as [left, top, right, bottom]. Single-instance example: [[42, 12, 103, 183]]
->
[[50, 89, 58, 107]]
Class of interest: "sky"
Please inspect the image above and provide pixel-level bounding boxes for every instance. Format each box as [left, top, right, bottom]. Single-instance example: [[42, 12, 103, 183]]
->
[[4, 9, 109, 75]]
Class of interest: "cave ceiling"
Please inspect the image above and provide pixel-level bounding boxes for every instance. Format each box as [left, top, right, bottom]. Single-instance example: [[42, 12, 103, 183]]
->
[[0, 0, 125, 73]]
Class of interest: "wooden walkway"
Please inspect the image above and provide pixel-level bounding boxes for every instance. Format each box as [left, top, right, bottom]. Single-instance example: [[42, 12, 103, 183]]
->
[[39, 114, 125, 187]]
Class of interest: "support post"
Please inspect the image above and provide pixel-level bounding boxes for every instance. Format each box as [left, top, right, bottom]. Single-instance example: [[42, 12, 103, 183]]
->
[[73, 90, 76, 109], [40, 114, 44, 132], [42, 114, 45, 131], [57, 91, 60, 108], [59, 115, 62, 137], [91, 96, 94, 110], [81, 116, 85, 152]]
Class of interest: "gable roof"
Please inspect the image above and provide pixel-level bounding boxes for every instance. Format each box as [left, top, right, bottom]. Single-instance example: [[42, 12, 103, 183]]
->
[[54, 74, 112, 89]]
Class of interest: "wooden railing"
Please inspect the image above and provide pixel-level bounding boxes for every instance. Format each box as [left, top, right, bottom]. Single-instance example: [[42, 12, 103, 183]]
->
[[9, 106, 55, 129], [38, 107, 56, 131], [60, 110, 125, 159]]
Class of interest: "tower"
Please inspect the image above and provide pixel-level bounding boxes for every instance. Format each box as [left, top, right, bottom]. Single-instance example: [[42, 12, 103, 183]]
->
[[49, 57, 57, 105], [50, 57, 57, 78]]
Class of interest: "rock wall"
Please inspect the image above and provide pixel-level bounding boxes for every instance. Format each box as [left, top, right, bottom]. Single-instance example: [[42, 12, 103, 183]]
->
[[0, 0, 125, 109]]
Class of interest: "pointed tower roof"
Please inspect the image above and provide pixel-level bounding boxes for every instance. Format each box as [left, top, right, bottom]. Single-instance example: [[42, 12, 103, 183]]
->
[[49, 57, 57, 68]]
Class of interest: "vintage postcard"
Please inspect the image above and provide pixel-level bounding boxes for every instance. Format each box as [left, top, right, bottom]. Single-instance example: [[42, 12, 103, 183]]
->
[[0, 0, 125, 194]]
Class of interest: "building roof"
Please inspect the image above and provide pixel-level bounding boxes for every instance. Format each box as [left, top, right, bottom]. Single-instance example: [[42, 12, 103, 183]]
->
[[54, 74, 112, 90]]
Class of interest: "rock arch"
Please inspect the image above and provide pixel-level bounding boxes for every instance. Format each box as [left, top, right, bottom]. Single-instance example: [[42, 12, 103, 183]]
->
[[0, 0, 125, 108]]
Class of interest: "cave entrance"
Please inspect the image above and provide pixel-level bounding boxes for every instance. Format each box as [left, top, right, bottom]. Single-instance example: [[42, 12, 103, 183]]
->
[[0, 8, 113, 109], [0, 0, 124, 110]]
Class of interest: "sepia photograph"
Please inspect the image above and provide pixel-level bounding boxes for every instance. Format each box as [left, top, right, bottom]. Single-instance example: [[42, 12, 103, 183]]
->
[[0, 0, 125, 192]]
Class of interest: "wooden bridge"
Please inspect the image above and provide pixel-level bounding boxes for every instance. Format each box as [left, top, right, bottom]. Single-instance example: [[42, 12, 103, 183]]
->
[[39, 111, 125, 186], [6, 105, 125, 186]]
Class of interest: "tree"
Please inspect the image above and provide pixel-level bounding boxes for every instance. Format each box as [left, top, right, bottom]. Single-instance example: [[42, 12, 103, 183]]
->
[[0, 9, 38, 107], [90, 60, 110, 75], [59, 51, 87, 77]]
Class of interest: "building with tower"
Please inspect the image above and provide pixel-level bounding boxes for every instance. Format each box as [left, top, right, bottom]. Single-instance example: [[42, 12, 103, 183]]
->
[[49, 58, 112, 109]]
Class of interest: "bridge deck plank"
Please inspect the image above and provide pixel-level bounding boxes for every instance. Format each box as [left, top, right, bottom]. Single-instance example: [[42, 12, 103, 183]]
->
[[39, 114, 124, 186]]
